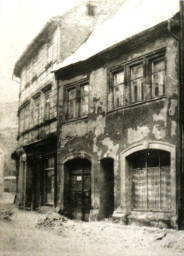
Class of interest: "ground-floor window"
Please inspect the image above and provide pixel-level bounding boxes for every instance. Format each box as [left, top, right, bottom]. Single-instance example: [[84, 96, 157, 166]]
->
[[44, 156, 55, 205], [129, 150, 171, 211]]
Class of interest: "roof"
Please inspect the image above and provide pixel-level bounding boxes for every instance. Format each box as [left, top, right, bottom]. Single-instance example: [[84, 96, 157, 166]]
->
[[53, 0, 179, 72]]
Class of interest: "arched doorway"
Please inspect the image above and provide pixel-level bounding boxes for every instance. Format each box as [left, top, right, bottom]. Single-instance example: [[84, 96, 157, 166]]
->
[[64, 158, 91, 221]]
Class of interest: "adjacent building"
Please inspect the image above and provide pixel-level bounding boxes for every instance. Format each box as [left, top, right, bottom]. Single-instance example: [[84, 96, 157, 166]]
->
[[53, 0, 183, 228], [13, 0, 126, 210]]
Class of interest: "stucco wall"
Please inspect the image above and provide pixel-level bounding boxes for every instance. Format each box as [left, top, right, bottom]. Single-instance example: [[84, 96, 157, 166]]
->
[[57, 32, 180, 226]]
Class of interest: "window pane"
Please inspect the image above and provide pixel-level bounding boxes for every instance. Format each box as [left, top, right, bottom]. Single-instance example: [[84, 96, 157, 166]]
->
[[81, 84, 89, 96], [68, 88, 76, 100], [130, 64, 143, 103], [114, 71, 124, 86], [80, 96, 88, 116], [131, 64, 143, 80], [151, 58, 165, 97]]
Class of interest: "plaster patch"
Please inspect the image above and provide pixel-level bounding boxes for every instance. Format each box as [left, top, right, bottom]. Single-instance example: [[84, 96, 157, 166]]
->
[[127, 126, 150, 144], [102, 137, 119, 158], [153, 102, 168, 127], [169, 100, 177, 116], [171, 120, 177, 136], [152, 125, 166, 139]]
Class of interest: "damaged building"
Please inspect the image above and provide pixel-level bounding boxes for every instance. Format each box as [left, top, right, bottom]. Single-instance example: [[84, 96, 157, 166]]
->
[[12, 0, 126, 210], [13, 0, 184, 229], [53, 0, 183, 228]]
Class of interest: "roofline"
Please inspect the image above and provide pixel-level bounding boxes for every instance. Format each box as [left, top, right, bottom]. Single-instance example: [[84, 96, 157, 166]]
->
[[13, 2, 86, 78], [54, 13, 180, 74]]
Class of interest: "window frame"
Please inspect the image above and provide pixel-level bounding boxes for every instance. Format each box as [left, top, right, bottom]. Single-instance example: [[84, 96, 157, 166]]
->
[[64, 79, 89, 121], [108, 49, 166, 111]]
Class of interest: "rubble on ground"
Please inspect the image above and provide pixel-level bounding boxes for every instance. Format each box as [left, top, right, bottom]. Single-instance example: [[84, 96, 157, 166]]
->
[[0, 208, 16, 221]]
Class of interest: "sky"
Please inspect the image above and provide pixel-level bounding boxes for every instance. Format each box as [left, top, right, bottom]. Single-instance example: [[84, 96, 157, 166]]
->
[[0, 0, 80, 103]]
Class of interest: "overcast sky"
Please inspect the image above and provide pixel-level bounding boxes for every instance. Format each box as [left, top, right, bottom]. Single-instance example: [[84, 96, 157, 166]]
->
[[0, 0, 80, 103]]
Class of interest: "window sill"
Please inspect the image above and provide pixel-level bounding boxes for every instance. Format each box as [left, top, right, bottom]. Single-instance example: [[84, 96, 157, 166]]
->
[[107, 96, 167, 114], [62, 115, 88, 124]]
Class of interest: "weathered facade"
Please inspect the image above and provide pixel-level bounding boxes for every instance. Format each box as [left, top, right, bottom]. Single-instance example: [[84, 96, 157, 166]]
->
[[55, 10, 182, 228], [13, 2, 100, 210], [13, 0, 127, 210]]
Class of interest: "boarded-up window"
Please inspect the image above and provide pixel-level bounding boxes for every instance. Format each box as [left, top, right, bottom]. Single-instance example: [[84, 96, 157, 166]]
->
[[131, 150, 171, 211]]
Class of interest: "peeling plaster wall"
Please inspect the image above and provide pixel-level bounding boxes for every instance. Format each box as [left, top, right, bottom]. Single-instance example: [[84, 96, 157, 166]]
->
[[58, 33, 179, 222]]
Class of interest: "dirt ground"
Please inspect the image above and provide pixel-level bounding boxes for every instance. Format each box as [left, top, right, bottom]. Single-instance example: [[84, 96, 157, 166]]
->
[[1, 193, 184, 256]]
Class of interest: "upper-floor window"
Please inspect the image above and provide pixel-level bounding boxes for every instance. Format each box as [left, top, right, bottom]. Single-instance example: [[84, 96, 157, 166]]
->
[[44, 90, 51, 121], [34, 96, 40, 125], [65, 82, 89, 121], [108, 51, 166, 110]]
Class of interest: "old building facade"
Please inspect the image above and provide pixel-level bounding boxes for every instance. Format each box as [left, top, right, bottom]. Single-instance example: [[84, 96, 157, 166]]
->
[[13, 2, 101, 210], [13, 0, 127, 211], [14, 0, 184, 229], [54, 3, 183, 227]]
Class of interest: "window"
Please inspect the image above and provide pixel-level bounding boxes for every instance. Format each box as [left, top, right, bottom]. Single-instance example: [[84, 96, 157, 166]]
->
[[65, 82, 89, 121], [19, 104, 30, 133], [44, 90, 51, 120], [24, 104, 30, 131], [87, 3, 95, 16], [113, 70, 125, 108], [151, 58, 165, 97], [108, 50, 166, 110], [34, 96, 40, 125], [130, 64, 143, 103], [130, 150, 171, 211], [44, 156, 55, 205]]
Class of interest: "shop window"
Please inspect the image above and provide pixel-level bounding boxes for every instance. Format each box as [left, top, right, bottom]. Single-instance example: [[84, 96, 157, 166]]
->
[[65, 81, 89, 121], [130, 150, 171, 211], [44, 156, 55, 205], [108, 50, 166, 110]]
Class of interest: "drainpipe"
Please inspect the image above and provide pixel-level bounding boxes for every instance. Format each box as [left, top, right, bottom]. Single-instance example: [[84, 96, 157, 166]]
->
[[179, 0, 184, 228]]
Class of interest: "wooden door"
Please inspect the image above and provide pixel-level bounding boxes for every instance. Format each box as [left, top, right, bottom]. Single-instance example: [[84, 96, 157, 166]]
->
[[70, 160, 91, 221]]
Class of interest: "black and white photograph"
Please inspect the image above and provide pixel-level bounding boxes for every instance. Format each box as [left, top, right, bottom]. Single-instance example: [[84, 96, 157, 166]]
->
[[1, 0, 184, 255]]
